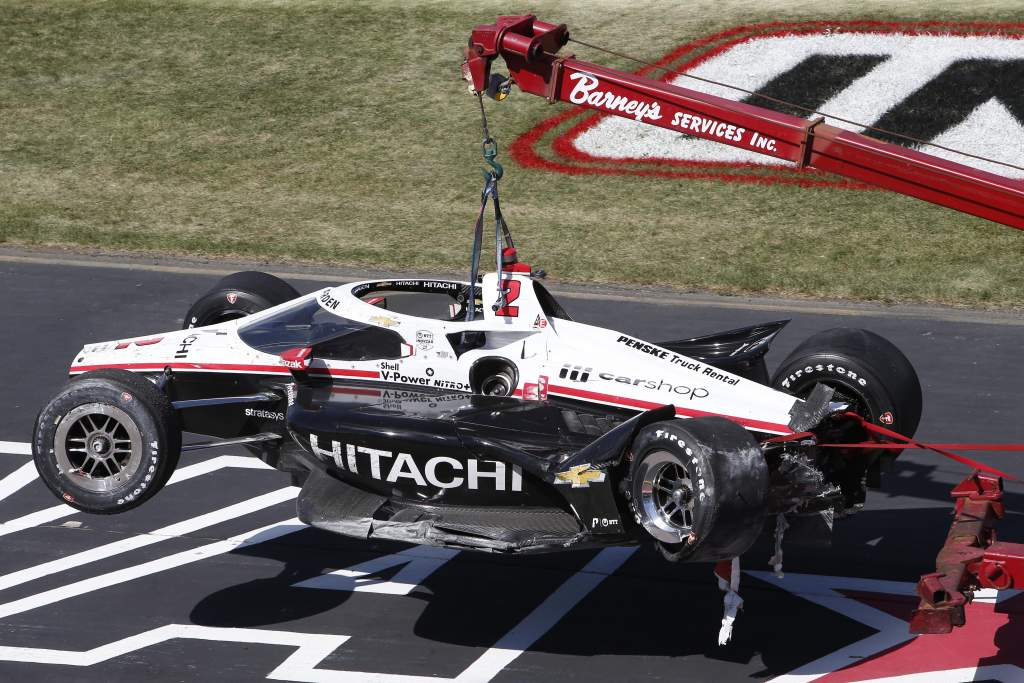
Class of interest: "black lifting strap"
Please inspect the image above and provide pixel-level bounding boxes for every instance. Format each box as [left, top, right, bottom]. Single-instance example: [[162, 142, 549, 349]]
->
[[490, 178, 515, 313], [467, 92, 515, 321], [466, 174, 494, 322], [466, 173, 516, 322], [492, 185, 514, 252]]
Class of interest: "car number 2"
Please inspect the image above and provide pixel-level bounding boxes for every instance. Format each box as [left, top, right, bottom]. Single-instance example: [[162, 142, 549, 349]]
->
[[495, 279, 521, 317]]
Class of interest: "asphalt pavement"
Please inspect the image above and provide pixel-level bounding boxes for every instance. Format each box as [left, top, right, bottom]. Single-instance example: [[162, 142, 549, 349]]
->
[[0, 252, 1021, 682]]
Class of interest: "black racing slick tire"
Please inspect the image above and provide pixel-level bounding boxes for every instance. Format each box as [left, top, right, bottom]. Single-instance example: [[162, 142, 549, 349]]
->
[[32, 369, 181, 514], [628, 417, 768, 563], [183, 271, 299, 329], [770, 328, 922, 439]]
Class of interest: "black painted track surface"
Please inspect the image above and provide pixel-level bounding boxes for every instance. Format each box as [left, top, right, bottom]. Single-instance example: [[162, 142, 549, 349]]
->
[[0, 257, 1021, 682]]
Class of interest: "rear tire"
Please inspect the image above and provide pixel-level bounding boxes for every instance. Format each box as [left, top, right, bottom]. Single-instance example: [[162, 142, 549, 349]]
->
[[629, 417, 768, 563], [771, 328, 922, 438], [33, 370, 180, 514], [183, 271, 299, 329]]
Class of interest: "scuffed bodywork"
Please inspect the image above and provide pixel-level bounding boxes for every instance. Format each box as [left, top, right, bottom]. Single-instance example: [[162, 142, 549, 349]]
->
[[64, 273, 811, 555]]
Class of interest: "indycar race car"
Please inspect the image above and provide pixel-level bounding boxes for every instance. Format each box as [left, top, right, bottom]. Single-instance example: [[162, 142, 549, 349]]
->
[[31, 14, 1024, 638], [38, 265, 921, 563]]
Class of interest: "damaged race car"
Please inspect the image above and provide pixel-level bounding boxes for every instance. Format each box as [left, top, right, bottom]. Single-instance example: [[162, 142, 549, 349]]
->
[[37, 262, 920, 591], [32, 13, 1024, 639]]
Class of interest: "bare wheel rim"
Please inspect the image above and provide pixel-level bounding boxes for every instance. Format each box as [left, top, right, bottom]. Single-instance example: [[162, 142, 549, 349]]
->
[[54, 403, 143, 493], [637, 450, 696, 543]]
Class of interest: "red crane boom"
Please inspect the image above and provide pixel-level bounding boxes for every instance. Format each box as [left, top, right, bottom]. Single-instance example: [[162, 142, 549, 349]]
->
[[464, 15, 1024, 636], [464, 15, 1024, 231]]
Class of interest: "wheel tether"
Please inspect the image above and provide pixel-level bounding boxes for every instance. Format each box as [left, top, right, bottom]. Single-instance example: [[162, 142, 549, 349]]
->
[[714, 557, 742, 646]]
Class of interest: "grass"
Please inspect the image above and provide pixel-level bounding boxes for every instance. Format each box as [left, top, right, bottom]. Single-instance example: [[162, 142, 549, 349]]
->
[[1, 0, 1023, 307]]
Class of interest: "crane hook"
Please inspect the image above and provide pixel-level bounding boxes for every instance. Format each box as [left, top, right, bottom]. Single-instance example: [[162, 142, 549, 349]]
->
[[481, 137, 503, 180]]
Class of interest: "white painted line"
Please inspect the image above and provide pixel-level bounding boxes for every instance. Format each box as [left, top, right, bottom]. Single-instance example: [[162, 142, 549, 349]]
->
[[0, 547, 637, 680], [0, 543, 637, 681], [0, 442, 640, 681], [454, 546, 638, 682], [166, 454, 274, 484], [754, 571, 917, 683], [0, 576, 1015, 683], [0, 487, 298, 593], [0, 455, 274, 539], [0, 621, 442, 682], [0, 441, 30, 456], [0, 518, 303, 620], [294, 546, 459, 595], [0, 505, 77, 540], [0, 622, 352, 675], [0, 462, 39, 505]]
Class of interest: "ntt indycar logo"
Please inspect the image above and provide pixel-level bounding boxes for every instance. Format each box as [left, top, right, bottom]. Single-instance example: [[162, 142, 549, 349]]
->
[[514, 21, 1024, 185]]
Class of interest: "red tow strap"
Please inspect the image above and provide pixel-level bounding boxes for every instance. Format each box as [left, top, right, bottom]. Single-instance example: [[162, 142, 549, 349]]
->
[[820, 443, 1024, 452], [764, 413, 1020, 481]]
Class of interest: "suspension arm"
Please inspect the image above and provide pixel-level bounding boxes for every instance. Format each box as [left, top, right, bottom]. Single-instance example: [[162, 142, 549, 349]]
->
[[465, 15, 1024, 231]]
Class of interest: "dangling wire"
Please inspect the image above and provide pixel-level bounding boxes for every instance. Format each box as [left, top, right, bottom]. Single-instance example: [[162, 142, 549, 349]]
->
[[476, 92, 491, 140]]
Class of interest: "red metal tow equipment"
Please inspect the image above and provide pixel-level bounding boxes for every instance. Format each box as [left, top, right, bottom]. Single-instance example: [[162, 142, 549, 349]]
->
[[463, 15, 1024, 635], [911, 472, 1024, 634], [464, 15, 1024, 231]]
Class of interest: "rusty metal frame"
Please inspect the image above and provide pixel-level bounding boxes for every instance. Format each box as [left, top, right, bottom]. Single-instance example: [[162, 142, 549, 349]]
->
[[910, 472, 1024, 634]]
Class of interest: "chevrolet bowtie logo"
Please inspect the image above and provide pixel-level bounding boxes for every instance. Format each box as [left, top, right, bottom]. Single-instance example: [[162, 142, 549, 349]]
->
[[369, 315, 400, 328], [554, 464, 607, 488]]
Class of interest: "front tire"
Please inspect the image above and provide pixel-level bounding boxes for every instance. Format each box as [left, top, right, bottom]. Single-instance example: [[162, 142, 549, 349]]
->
[[629, 417, 768, 563], [183, 271, 299, 329], [33, 370, 180, 514]]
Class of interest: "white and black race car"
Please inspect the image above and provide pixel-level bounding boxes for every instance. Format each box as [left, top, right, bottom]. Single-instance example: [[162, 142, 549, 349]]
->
[[33, 259, 920, 563]]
